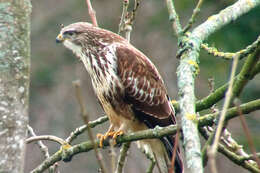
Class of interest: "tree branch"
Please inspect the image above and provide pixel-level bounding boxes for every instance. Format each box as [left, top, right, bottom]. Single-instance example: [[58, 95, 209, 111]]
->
[[115, 142, 131, 173], [172, 41, 260, 113], [165, 0, 183, 38], [30, 97, 260, 173], [199, 99, 260, 126], [30, 125, 177, 173], [183, 0, 204, 33], [85, 0, 98, 27], [66, 116, 108, 144], [175, 1, 260, 172], [209, 54, 239, 173], [199, 127, 260, 173]]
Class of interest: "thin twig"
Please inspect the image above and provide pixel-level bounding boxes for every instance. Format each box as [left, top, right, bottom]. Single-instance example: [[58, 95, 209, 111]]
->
[[26, 135, 67, 145], [109, 140, 117, 173], [169, 128, 180, 173], [85, 0, 98, 27], [115, 142, 131, 173], [202, 35, 260, 60], [209, 54, 240, 173], [154, 153, 163, 173], [201, 43, 235, 60], [118, 0, 129, 35], [235, 99, 260, 169], [27, 125, 50, 159], [200, 127, 260, 173], [131, 0, 140, 24], [66, 116, 108, 144], [27, 126, 58, 173], [183, 0, 204, 33], [118, 0, 140, 42], [72, 80, 107, 173], [237, 35, 260, 59], [165, 0, 183, 38]]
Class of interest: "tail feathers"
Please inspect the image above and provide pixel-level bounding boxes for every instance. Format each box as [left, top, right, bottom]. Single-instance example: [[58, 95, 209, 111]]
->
[[160, 136, 184, 173], [137, 138, 183, 173], [133, 108, 184, 173]]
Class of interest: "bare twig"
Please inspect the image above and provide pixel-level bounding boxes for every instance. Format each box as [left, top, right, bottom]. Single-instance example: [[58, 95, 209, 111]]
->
[[26, 135, 67, 145], [183, 0, 204, 33], [131, 0, 140, 23], [27, 125, 58, 173], [235, 99, 260, 169], [154, 153, 163, 173], [27, 125, 50, 159], [118, 0, 140, 42], [118, 0, 129, 35], [72, 80, 107, 173], [237, 35, 260, 59], [169, 128, 180, 173], [115, 142, 131, 173], [209, 54, 239, 173], [85, 0, 98, 27], [66, 116, 108, 144], [165, 0, 183, 38], [109, 140, 117, 173], [200, 127, 260, 173]]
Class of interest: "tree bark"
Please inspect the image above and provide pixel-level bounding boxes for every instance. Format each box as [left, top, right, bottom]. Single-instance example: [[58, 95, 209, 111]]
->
[[0, 0, 31, 172]]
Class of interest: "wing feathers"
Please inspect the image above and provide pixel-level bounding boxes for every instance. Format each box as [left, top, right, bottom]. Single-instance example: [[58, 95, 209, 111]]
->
[[116, 43, 173, 119]]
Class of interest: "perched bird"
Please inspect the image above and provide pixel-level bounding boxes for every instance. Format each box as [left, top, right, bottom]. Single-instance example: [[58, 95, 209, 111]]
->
[[56, 22, 183, 173]]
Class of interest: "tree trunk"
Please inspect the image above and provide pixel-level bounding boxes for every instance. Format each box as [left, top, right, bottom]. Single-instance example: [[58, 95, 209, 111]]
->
[[0, 0, 31, 172]]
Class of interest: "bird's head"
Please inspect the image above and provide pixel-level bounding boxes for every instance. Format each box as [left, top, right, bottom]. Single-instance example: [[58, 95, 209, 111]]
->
[[56, 22, 125, 53], [56, 22, 94, 49]]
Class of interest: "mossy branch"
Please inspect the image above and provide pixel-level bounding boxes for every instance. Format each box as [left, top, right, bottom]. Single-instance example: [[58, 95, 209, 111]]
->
[[30, 125, 177, 173], [30, 97, 260, 173], [199, 99, 260, 126], [172, 45, 260, 113]]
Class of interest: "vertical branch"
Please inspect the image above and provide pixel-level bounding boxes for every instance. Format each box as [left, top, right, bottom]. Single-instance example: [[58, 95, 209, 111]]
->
[[0, 1, 31, 172], [109, 141, 117, 173], [169, 128, 180, 173], [183, 0, 204, 33], [118, 0, 129, 35], [86, 0, 98, 27], [118, 0, 140, 42], [72, 80, 107, 173], [208, 54, 239, 173], [165, 0, 183, 38], [115, 142, 131, 173]]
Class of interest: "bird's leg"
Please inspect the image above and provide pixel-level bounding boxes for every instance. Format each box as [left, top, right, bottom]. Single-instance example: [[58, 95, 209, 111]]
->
[[96, 125, 124, 147]]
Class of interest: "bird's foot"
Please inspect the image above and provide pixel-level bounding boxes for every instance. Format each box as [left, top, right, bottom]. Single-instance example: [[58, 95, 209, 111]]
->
[[96, 130, 124, 147]]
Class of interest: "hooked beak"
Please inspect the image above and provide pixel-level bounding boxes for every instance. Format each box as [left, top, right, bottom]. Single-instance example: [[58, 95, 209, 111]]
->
[[56, 34, 64, 43]]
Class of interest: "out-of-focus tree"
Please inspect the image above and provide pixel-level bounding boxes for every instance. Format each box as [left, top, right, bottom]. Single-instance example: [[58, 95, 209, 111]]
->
[[0, 0, 31, 172]]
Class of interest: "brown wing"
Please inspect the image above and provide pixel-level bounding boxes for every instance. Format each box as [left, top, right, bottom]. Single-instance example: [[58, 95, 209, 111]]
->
[[116, 43, 173, 119]]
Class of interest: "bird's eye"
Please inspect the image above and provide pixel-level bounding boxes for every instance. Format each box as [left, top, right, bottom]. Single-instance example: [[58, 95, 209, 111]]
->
[[64, 30, 75, 36]]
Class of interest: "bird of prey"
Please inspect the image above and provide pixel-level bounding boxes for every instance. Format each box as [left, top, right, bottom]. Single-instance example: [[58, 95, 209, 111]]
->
[[56, 22, 183, 173]]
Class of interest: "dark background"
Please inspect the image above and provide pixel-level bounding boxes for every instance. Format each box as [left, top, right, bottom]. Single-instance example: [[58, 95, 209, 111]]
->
[[25, 0, 260, 172]]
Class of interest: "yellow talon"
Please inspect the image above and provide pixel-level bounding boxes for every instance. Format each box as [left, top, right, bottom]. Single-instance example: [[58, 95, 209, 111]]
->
[[96, 130, 124, 147]]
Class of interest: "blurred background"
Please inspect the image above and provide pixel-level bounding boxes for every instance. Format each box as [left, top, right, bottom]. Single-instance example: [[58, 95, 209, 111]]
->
[[25, 0, 260, 172]]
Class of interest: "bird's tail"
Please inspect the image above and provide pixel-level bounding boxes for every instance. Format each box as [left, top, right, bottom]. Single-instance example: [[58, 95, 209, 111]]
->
[[137, 137, 183, 173], [134, 110, 184, 173]]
